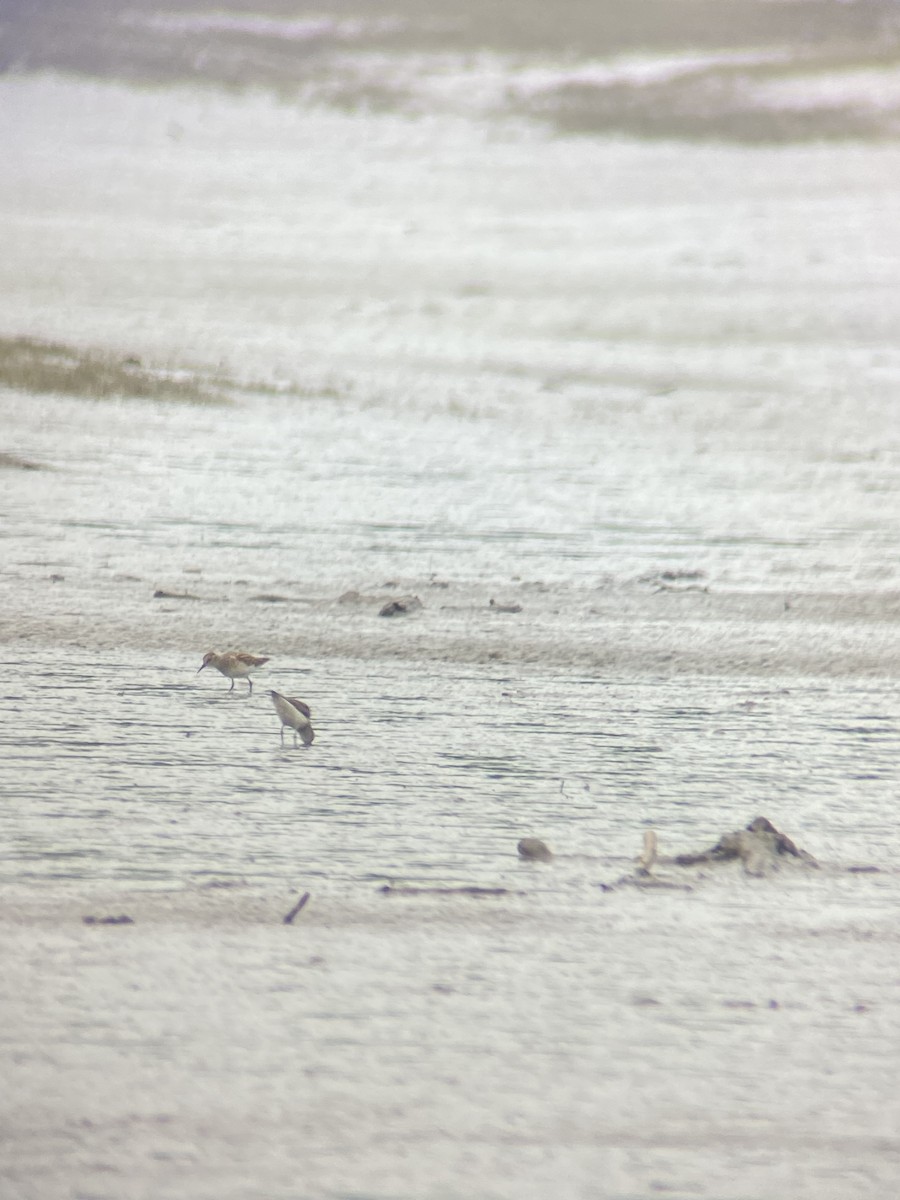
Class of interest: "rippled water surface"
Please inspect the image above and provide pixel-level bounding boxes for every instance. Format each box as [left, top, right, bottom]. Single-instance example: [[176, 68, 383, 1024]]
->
[[3, 646, 900, 1200], [2, 648, 898, 888]]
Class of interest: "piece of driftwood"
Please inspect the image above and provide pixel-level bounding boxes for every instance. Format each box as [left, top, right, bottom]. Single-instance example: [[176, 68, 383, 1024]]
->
[[282, 892, 311, 924], [152, 588, 204, 601], [672, 816, 818, 877], [613, 872, 694, 892], [379, 885, 513, 897], [607, 816, 820, 890], [82, 914, 134, 925]]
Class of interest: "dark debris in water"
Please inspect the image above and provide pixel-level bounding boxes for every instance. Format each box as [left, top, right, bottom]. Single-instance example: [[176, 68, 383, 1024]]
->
[[526, 816, 873, 893], [282, 892, 311, 924], [379, 885, 517, 897], [489, 599, 523, 614], [379, 595, 423, 617], [672, 815, 818, 874], [82, 914, 134, 925], [607, 815, 822, 886], [0, 451, 46, 471], [152, 589, 206, 601]]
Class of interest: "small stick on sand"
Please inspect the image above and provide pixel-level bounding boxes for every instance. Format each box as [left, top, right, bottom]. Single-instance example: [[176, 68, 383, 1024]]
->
[[637, 829, 658, 876], [282, 892, 311, 924], [379, 885, 513, 897]]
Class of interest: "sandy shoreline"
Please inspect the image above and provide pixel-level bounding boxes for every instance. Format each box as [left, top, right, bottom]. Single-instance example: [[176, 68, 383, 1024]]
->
[[3, 583, 899, 678], [0, 876, 548, 932], [4, 852, 899, 1200]]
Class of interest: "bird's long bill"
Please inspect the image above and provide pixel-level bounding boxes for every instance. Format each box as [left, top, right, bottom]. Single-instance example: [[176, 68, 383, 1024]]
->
[[196, 664, 206, 673]]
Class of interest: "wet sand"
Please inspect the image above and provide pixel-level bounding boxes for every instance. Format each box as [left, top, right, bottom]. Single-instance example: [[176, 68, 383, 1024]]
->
[[4, 857, 900, 1199], [4, 566, 900, 678]]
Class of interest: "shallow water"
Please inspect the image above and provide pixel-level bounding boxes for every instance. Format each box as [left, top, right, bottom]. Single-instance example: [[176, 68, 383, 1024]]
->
[[1, 45, 900, 1200], [1, 647, 898, 889]]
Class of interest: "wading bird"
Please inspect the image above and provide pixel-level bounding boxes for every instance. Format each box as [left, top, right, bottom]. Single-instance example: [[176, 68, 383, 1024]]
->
[[197, 650, 270, 694], [269, 690, 315, 748]]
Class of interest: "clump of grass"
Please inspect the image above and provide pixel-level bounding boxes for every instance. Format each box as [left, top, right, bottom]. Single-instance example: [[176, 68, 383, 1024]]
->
[[0, 336, 228, 404]]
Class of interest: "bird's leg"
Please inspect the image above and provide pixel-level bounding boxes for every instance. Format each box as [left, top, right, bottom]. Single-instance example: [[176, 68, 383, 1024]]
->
[[280, 725, 285, 746], [228, 678, 235, 692], [293, 730, 299, 749], [247, 678, 253, 695]]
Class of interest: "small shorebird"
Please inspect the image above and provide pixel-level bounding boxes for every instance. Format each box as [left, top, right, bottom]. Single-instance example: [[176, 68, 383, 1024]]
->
[[269, 690, 315, 748], [197, 650, 270, 694]]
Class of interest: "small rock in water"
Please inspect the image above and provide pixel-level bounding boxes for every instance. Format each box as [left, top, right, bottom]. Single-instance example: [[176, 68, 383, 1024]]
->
[[379, 595, 422, 617], [489, 599, 522, 613], [517, 837, 553, 862]]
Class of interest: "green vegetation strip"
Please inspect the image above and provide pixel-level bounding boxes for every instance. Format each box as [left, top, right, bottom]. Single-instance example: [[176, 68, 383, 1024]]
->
[[0, 336, 227, 405]]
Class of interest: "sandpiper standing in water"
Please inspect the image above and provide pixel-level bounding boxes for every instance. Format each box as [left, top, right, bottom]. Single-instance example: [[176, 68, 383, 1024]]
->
[[269, 690, 315, 747], [197, 650, 270, 694]]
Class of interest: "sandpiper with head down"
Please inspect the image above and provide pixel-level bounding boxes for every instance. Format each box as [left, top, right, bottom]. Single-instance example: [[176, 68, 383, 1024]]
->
[[269, 690, 315, 748], [197, 650, 270, 694]]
